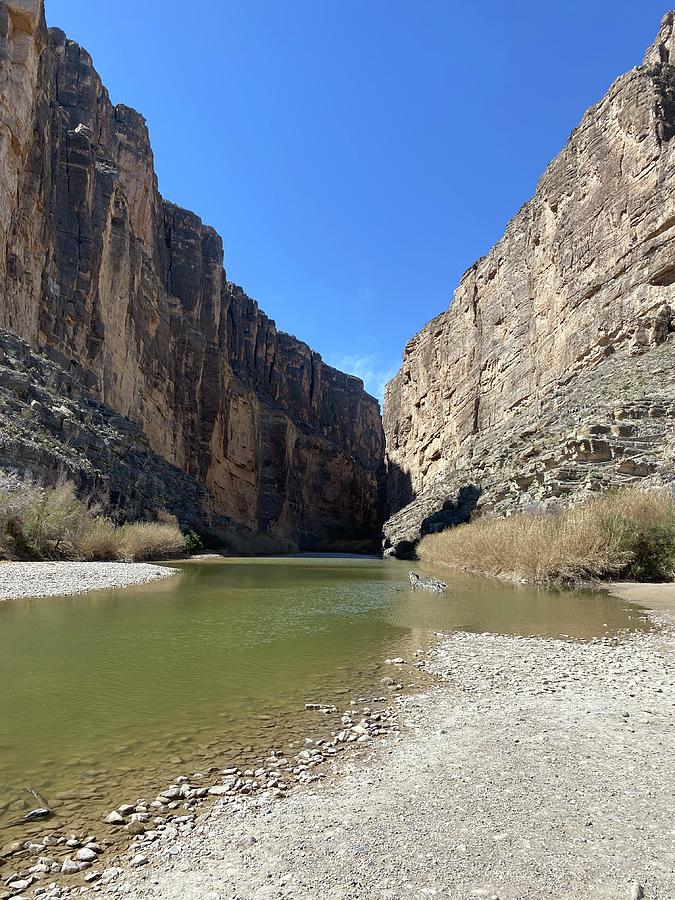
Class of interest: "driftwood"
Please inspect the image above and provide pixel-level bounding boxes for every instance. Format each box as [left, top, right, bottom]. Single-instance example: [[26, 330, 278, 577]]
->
[[408, 572, 447, 593], [24, 787, 48, 807]]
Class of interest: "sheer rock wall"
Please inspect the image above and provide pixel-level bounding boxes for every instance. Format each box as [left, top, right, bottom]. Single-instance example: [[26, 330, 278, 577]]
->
[[0, 1, 384, 548], [383, 13, 675, 552]]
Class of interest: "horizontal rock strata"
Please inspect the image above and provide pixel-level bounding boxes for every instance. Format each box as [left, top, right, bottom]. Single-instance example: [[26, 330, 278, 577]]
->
[[0, 1, 384, 548], [384, 13, 675, 553]]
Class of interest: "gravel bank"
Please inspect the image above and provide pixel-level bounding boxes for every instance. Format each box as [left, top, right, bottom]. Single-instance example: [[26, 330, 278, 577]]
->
[[117, 618, 674, 900], [0, 561, 178, 600]]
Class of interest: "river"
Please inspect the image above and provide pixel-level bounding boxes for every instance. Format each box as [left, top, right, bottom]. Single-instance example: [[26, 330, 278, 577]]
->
[[0, 555, 650, 844]]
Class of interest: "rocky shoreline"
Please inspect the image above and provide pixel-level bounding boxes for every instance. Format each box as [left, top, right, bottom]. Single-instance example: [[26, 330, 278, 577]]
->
[[124, 612, 674, 900], [2, 584, 673, 900], [0, 562, 179, 601], [1, 655, 415, 899]]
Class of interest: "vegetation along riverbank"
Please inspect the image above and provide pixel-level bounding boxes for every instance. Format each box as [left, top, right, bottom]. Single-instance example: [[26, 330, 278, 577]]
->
[[0, 474, 195, 564], [417, 488, 675, 586]]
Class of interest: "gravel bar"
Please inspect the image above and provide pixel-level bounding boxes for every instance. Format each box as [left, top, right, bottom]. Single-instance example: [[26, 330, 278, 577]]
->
[[124, 624, 674, 900], [0, 561, 179, 600]]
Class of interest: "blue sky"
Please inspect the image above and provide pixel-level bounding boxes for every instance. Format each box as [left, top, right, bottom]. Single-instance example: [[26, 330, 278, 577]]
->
[[45, 0, 670, 401]]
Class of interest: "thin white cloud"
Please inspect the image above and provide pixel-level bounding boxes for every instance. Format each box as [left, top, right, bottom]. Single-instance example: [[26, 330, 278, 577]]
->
[[327, 352, 397, 404]]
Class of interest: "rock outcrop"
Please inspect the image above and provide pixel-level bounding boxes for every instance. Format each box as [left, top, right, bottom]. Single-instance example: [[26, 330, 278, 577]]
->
[[0, 1, 384, 548], [0, 329, 216, 527], [384, 13, 675, 554]]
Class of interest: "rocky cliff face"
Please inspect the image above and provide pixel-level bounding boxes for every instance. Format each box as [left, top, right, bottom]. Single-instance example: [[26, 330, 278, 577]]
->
[[384, 14, 675, 553], [0, 1, 384, 548], [0, 329, 218, 526]]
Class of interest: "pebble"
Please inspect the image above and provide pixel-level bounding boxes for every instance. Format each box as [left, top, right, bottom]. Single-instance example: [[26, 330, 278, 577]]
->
[[60, 859, 79, 875], [105, 812, 124, 825]]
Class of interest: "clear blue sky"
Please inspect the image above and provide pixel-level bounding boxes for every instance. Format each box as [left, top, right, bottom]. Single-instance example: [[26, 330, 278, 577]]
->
[[45, 0, 670, 401]]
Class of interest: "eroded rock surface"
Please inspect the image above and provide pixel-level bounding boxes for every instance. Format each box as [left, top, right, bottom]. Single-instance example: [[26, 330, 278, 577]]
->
[[384, 14, 675, 552], [0, 329, 219, 526], [0, 1, 384, 549]]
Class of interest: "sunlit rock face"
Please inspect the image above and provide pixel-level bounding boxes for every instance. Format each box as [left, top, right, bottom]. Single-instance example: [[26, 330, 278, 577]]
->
[[0, 1, 385, 548], [383, 13, 675, 553]]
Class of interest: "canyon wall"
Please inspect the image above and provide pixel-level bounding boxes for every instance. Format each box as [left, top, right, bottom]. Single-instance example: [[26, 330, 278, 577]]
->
[[384, 14, 675, 552], [0, 0, 384, 548]]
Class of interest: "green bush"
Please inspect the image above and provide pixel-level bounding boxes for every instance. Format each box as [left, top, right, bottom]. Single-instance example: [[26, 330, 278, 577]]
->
[[182, 528, 204, 555], [621, 521, 675, 582], [22, 480, 91, 558], [0, 476, 90, 559]]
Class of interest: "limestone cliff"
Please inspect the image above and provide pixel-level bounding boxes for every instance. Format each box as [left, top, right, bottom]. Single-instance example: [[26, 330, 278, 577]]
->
[[384, 13, 675, 553], [0, 1, 384, 548]]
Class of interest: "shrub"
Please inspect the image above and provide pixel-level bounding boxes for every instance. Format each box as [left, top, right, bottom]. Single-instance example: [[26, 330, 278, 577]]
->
[[0, 472, 190, 562], [620, 522, 675, 581], [417, 487, 675, 585], [76, 516, 120, 561], [116, 521, 187, 562], [0, 472, 40, 558], [21, 479, 91, 558], [181, 528, 204, 555], [0, 475, 91, 559]]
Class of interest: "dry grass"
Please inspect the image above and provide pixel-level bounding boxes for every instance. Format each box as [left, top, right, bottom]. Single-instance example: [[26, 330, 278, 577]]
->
[[75, 516, 120, 561], [0, 473, 187, 562], [76, 519, 186, 562], [115, 522, 186, 562], [418, 487, 675, 584]]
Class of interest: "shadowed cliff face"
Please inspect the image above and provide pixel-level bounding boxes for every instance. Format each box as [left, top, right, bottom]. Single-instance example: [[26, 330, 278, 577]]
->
[[0, 1, 384, 548], [383, 13, 675, 551]]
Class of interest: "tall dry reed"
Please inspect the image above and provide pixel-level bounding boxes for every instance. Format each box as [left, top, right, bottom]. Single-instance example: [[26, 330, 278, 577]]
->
[[417, 487, 675, 584]]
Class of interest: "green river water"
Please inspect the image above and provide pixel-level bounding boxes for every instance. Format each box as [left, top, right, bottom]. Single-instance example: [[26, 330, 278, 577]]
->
[[0, 555, 651, 843]]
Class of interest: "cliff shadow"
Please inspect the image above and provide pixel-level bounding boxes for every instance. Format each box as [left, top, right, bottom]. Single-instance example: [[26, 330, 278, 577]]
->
[[420, 484, 481, 535], [384, 459, 415, 520]]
